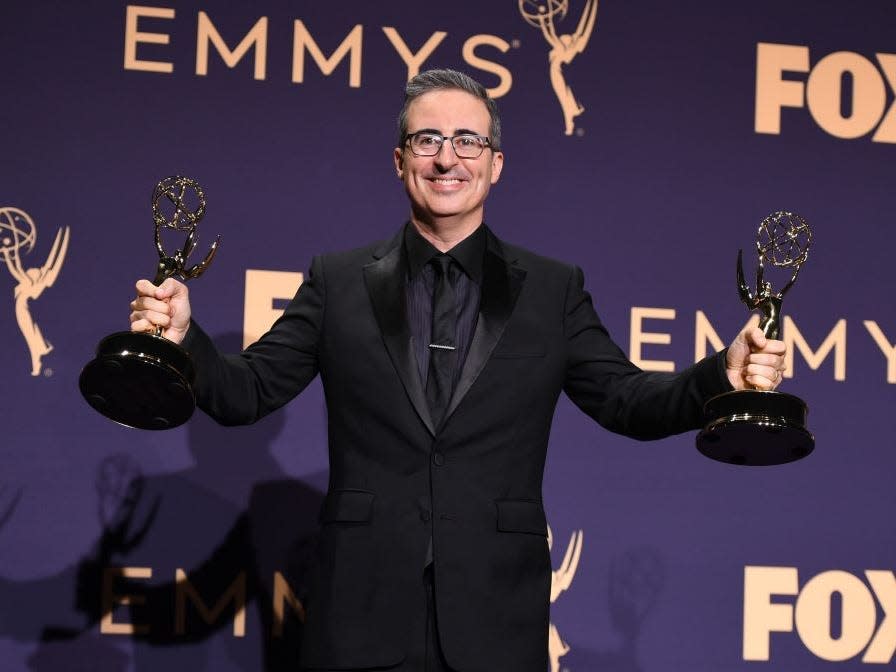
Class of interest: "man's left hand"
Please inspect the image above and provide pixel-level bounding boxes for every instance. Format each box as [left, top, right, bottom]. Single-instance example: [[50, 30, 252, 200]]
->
[[726, 325, 787, 391]]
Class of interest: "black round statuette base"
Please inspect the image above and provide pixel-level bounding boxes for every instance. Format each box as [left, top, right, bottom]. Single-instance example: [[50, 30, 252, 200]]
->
[[79, 331, 195, 430], [696, 390, 814, 466]]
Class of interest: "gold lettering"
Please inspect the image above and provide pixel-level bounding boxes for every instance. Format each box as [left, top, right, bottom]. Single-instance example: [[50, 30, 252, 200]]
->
[[629, 307, 675, 372], [462, 34, 512, 99], [382, 27, 447, 81], [272, 571, 305, 636], [123, 5, 175, 73], [794, 570, 876, 661], [783, 317, 846, 381], [196, 12, 268, 80], [175, 568, 246, 637], [806, 52, 886, 139], [101, 566, 152, 635], [292, 21, 363, 88], [863, 320, 896, 383], [243, 269, 303, 349], [872, 54, 896, 143], [863, 570, 896, 663], [754, 42, 809, 134], [742, 565, 798, 661], [694, 310, 726, 361]]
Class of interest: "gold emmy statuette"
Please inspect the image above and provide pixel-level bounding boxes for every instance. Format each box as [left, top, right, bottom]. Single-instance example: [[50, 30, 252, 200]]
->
[[518, 0, 599, 136], [697, 211, 814, 466], [79, 176, 219, 430], [0, 207, 70, 377]]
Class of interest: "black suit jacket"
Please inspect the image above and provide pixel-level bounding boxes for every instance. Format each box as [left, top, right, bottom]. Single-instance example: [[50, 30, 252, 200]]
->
[[184, 225, 732, 672]]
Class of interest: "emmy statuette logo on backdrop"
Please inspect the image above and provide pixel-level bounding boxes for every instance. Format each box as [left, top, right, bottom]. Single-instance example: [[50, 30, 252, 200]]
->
[[519, 0, 599, 136], [548, 525, 583, 672], [697, 211, 814, 466], [0, 207, 70, 377], [80, 176, 219, 430]]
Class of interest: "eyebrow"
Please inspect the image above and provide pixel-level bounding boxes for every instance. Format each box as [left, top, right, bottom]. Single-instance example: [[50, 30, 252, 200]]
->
[[410, 127, 486, 137]]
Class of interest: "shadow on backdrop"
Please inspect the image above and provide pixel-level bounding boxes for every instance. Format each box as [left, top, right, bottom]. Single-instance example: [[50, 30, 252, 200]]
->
[[1, 331, 326, 671], [562, 547, 666, 672]]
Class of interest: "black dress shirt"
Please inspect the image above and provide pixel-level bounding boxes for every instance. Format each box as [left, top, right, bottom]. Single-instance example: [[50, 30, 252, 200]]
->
[[405, 223, 485, 391]]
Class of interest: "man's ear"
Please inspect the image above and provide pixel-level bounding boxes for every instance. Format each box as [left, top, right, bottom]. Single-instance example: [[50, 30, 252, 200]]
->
[[394, 147, 404, 179], [490, 150, 504, 185]]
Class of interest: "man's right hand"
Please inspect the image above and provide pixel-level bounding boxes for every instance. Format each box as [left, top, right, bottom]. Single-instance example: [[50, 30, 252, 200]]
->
[[129, 278, 191, 344]]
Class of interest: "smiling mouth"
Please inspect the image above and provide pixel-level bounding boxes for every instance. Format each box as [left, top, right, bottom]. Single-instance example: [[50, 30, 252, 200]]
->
[[429, 177, 464, 185]]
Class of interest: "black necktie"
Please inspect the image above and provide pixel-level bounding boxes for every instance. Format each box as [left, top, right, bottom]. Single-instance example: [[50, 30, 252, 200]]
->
[[425, 255, 457, 427]]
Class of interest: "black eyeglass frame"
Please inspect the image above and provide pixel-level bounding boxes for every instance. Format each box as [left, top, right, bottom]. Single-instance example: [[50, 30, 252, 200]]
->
[[403, 131, 494, 158]]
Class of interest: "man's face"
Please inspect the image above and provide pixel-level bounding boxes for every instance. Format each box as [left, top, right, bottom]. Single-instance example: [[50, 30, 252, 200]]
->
[[394, 88, 504, 230]]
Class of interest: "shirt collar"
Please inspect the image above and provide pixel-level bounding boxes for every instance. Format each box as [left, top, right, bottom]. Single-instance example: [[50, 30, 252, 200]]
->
[[404, 222, 486, 284]]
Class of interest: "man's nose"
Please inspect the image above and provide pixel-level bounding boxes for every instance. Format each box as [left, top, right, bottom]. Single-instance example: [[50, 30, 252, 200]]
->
[[433, 140, 459, 168]]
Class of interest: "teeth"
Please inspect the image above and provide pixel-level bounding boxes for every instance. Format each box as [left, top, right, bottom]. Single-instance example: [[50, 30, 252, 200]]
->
[[432, 178, 461, 184]]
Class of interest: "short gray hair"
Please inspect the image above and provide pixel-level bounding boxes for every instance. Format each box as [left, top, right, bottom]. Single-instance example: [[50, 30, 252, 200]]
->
[[397, 69, 501, 151]]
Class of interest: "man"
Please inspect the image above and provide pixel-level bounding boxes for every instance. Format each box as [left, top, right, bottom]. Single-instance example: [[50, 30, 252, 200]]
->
[[130, 69, 786, 672]]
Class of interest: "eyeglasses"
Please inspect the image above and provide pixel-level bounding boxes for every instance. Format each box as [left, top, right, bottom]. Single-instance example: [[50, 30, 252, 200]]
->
[[404, 132, 492, 158]]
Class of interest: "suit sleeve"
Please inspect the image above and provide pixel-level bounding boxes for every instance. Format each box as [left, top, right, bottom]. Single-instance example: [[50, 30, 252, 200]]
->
[[181, 255, 326, 425], [562, 265, 733, 439]]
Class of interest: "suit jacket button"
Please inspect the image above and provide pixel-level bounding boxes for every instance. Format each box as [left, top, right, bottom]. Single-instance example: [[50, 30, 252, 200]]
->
[[421, 510, 432, 522], [432, 452, 445, 466]]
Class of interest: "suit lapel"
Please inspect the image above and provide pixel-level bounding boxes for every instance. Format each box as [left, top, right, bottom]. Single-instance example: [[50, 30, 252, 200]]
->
[[444, 233, 526, 423], [363, 232, 436, 436]]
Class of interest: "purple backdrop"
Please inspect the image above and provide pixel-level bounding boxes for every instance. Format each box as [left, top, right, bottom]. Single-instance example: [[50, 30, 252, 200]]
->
[[1, 1, 894, 670]]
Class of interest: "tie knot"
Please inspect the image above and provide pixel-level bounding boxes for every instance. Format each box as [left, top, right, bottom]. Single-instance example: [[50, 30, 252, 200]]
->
[[430, 255, 459, 287], [431, 254, 453, 277]]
